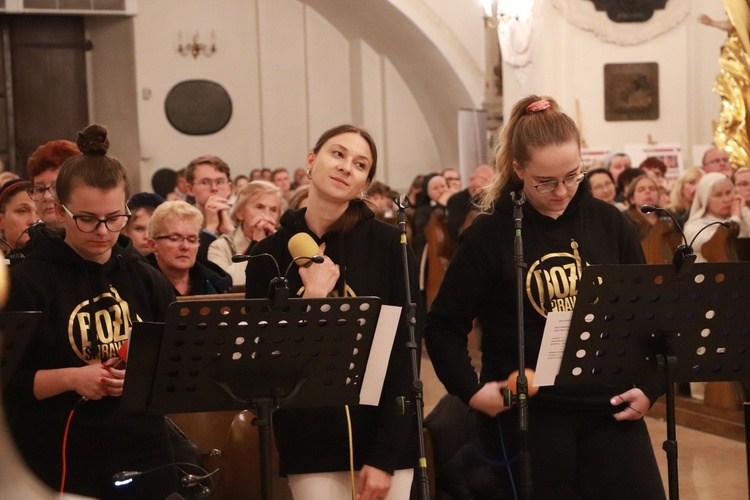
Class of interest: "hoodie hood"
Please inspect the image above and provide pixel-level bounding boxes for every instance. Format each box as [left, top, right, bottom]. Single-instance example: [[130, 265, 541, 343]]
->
[[26, 225, 143, 271]]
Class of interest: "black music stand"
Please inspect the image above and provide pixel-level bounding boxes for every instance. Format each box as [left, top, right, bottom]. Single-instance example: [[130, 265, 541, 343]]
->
[[555, 262, 750, 500], [122, 296, 385, 500], [0, 312, 42, 391]]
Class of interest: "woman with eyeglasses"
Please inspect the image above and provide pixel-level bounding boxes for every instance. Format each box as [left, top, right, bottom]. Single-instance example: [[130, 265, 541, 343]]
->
[[147, 200, 232, 296], [425, 95, 665, 499], [3, 124, 179, 498]]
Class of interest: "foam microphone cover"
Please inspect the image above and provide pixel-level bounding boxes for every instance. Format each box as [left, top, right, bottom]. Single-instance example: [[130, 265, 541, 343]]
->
[[288, 233, 319, 267], [118, 340, 129, 363]]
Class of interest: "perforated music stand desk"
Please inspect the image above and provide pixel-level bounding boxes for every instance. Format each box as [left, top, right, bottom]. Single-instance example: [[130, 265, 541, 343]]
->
[[555, 262, 750, 500], [0, 312, 42, 392], [122, 296, 383, 500]]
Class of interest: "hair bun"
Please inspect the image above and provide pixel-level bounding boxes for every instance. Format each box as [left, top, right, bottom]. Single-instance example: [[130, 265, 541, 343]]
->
[[77, 124, 109, 155]]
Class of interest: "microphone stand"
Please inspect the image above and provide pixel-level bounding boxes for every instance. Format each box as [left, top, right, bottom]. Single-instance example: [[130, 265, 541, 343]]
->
[[511, 191, 532, 499], [393, 195, 430, 500], [640, 205, 735, 275]]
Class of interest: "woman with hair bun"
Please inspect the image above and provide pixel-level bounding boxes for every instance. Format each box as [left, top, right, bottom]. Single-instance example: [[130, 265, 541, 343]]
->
[[4, 124, 179, 498], [425, 96, 666, 499]]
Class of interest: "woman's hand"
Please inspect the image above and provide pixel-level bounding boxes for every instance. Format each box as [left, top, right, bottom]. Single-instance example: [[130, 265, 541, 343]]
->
[[357, 465, 391, 500], [299, 243, 339, 298], [244, 215, 277, 242], [101, 357, 126, 397], [610, 388, 649, 421], [468, 380, 510, 417], [70, 363, 118, 400], [731, 195, 745, 218], [204, 195, 233, 234]]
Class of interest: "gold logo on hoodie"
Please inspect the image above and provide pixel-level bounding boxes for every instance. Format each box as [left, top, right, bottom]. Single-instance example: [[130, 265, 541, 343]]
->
[[526, 240, 584, 318], [68, 285, 141, 362]]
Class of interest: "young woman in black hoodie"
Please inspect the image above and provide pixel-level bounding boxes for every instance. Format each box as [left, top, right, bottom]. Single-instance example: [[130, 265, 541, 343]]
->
[[425, 96, 666, 499], [4, 125, 178, 498], [245, 124, 421, 500]]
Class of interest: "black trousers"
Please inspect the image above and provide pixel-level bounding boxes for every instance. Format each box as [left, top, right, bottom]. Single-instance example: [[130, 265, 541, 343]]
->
[[477, 406, 667, 500]]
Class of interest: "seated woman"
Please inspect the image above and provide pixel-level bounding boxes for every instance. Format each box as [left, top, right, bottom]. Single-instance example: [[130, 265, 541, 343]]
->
[[0, 179, 37, 258], [147, 200, 232, 295], [587, 168, 616, 205], [622, 174, 660, 239], [685, 172, 750, 262], [207, 180, 283, 287], [668, 167, 703, 226]]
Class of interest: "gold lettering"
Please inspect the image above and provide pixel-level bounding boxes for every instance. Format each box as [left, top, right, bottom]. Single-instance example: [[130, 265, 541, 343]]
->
[[549, 267, 570, 298], [94, 309, 114, 344], [533, 270, 546, 306], [564, 262, 579, 296], [77, 313, 92, 348]]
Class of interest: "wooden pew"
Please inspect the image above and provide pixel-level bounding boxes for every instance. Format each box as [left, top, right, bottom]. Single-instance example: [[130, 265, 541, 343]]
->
[[424, 207, 453, 310], [640, 216, 681, 265], [696, 224, 746, 412], [167, 294, 291, 499]]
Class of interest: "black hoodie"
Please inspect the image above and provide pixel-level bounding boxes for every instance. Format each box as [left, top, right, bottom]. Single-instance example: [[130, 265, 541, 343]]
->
[[245, 206, 422, 475], [425, 179, 663, 411], [4, 226, 177, 497]]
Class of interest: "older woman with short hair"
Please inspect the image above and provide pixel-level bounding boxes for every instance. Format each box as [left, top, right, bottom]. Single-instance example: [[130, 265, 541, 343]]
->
[[148, 200, 232, 296], [207, 180, 283, 286]]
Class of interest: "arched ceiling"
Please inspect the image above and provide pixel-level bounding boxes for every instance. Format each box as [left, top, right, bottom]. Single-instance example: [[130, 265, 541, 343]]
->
[[300, 0, 478, 167]]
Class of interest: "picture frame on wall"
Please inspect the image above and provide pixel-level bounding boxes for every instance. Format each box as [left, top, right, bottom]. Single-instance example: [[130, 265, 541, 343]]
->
[[604, 62, 659, 121]]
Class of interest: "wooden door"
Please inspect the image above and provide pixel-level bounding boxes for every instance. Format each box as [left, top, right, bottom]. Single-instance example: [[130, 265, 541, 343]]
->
[[0, 15, 89, 175]]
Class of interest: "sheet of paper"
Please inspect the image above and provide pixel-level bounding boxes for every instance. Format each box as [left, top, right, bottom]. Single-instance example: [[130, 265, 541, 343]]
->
[[534, 310, 572, 387], [360, 305, 402, 406]]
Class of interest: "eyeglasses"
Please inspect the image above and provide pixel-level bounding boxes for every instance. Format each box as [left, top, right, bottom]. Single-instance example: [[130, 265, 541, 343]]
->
[[61, 204, 131, 233], [533, 171, 587, 194], [444, 176, 461, 182], [706, 157, 729, 165], [194, 178, 229, 188], [153, 234, 201, 245], [26, 183, 56, 201]]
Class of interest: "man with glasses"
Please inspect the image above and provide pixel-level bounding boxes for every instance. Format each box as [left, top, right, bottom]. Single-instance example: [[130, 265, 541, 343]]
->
[[185, 155, 234, 261], [701, 147, 733, 177]]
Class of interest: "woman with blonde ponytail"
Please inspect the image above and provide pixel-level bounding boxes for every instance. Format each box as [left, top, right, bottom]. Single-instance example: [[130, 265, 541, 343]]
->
[[426, 95, 666, 499]]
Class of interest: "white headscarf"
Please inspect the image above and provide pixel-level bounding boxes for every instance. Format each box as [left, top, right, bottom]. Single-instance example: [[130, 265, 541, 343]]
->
[[686, 172, 730, 223]]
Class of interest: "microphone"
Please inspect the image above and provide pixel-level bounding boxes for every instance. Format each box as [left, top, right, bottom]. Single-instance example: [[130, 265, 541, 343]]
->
[[288, 232, 323, 268], [640, 205, 735, 271], [640, 205, 693, 269]]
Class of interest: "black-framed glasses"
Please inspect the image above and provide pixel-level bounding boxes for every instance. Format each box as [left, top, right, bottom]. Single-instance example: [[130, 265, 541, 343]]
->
[[153, 234, 201, 245], [60, 203, 131, 233], [26, 183, 56, 201], [533, 171, 587, 194]]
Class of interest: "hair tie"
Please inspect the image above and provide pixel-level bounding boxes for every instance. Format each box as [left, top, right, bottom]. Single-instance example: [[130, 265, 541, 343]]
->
[[526, 100, 551, 113]]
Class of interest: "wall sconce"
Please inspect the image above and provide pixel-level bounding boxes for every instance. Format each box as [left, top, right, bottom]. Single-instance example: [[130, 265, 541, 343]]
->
[[481, 0, 534, 29], [178, 31, 216, 59]]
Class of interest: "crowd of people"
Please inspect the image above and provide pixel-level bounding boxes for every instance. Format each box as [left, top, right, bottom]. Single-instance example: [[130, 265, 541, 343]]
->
[[4, 95, 747, 499], [589, 145, 750, 262]]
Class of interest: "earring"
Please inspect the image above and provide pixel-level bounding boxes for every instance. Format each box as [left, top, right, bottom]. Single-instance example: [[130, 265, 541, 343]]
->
[[306, 169, 312, 179], [355, 191, 364, 201]]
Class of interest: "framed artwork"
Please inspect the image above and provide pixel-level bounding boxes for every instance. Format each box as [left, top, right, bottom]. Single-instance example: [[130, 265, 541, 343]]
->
[[604, 62, 659, 121]]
